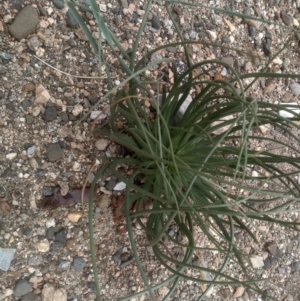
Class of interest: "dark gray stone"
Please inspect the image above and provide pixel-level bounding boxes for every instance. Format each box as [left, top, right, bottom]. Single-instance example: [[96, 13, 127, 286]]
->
[[21, 99, 32, 109], [14, 279, 32, 297], [0, 52, 14, 60], [9, 6, 39, 41], [25, 115, 34, 125], [66, 97, 75, 105], [248, 25, 256, 37], [44, 106, 57, 121], [291, 261, 300, 273], [46, 143, 63, 162], [38, 6, 48, 16], [281, 12, 293, 25], [27, 254, 42, 266], [105, 178, 117, 191], [52, 0, 64, 9], [120, 257, 134, 268], [60, 113, 69, 123], [21, 292, 41, 301], [73, 257, 86, 271], [11, 0, 23, 11], [66, 10, 78, 28], [68, 114, 77, 121], [22, 227, 32, 237], [50, 241, 63, 253], [263, 39, 271, 56], [43, 186, 53, 196], [55, 229, 67, 243], [152, 14, 161, 29], [46, 227, 55, 240]]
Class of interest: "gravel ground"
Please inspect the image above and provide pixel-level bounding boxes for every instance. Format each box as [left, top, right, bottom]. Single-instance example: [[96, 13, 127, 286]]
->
[[1, 0, 300, 300]]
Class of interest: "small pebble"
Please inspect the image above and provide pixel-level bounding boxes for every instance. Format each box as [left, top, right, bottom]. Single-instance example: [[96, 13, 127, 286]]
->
[[279, 103, 300, 118], [52, 0, 64, 9], [6, 153, 17, 160], [9, 6, 39, 41], [65, 238, 76, 249], [21, 99, 32, 110], [105, 178, 117, 190], [73, 257, 86, 271], [113, 181, 126, 190], [290, 83, 300, 96], [46, 143, 63, 162], [66, 10, 78, 28], [26, 115, 34, 125], [26, 146, 36, 156], [90, 111, 105, 120], [152, 14, 161, 29], [67, 212, 83, 223], [46, 227, 55, 240], [0, 248, 16, 271], [0, 52, 14, 60], [250, 255, 264, 268], [44, 106, 57, 121], [120, 0, 128, 8], [55, 229, 67, 243], [58, 260, 71, 270], [46, 218, 56, 228], [35, 84, 50, 104], [36, 241, 50, 253], [97, 194, 110, 208], [281, 11, 293, 25]]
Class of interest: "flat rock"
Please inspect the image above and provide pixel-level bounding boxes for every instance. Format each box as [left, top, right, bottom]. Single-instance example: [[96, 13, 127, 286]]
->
[[9, 6, 39, 41], [35, 84, 50, 104], [46, 143, 63, 162], [14, 279, 32, 297], [0, 248, 16, 271]]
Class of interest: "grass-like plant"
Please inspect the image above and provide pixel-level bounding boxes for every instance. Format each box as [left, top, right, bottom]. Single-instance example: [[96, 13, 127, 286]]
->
[[65, 0, 300, 300]]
